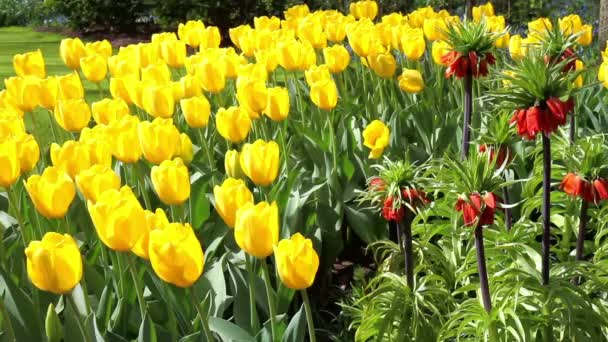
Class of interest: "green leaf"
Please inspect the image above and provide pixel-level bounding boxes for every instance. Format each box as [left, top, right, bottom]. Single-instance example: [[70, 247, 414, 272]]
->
[[345, 203, 387, 244], [191, 182, 211, 230], [282, 304, 306, 342], [0, 268, 43, 341], [208, 317, 255, 342], [45, 303, 63, 342], [138, 313, 157, 342]]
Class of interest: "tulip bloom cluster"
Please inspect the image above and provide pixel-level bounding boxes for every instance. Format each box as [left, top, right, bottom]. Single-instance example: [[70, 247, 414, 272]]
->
[[561, 173, 608, 204], [455, 192, 501, 227], [510, 97, 574, 140]]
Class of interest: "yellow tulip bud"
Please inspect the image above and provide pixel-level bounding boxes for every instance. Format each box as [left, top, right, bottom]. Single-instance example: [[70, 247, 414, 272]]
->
[[151, 158, 191, 205], [366, 52, 396, 78], [142, 83, 175, 119], [110, 115, 142, 163], [85, 40, 112, 58], [57, 72, 84, 100], [274, 233, 320, 289], [152, 32, 178, 44], [323, 45, 350, 73], [180, 75, 202, 98], [254, 16, 281, 31], [79, 55, 107, 83], [577, 25, 592, 46], [213, 177, 253, 228], [13, 49, 46, 79], [0, 138, 20, 188], [0, 110, 25, 139], [349, 0, 378, 20], [91, 98, 130, 125], [240, 140, 280, 187], [310, 79, 338, 111], [108, 55, 139, 79], [473, 2, 494, 22], [79, 124, 110, 144], [325, 16, 348, 43], [25, 166, 76, 219], [196, 59, 226, 93], [432, 41, 451, 66], [277, 40, 316, 71], [255, 49, 279, 73], [160, 40, 186, 68], [284, 4, 310, 20], [398, 69, 425, 94], [140, 62, 170, 85], [137, 117, 181, 164], [305, 65, 331, 87], [200, 26, 221, 49], [178, 133, 193, 165], [179, 20, 206, 48], [0, 89, 24, 118], [88, 186, 147, 251], [15, 133, 40, 173], [149, 222, 204, 287], [509, 34, 527, 60], [363, 120, 390, 159], [109, 77, 133, 104], [60, 38, 86, 69], [401, 28, 426, 61], [54, 99, 91, 132], [50, 140, 92, 178], [298, 17, 327, 49], [180, 96, 210, 128], [39, 77, 58, 110], [237, 80, 268, 114], [216, 106, 251, 143], [75, 164, 120, 203], [263, 87, 290, 122], [4, 76, 41, 112], [230, 24, 252, 50], [574, 60, 584, 88], [234, 201, 279, 258], [132, 208, 170, 259], [224, 150, 244, 179], [528, 18, 552, 43], [25, 232, 82, 294]]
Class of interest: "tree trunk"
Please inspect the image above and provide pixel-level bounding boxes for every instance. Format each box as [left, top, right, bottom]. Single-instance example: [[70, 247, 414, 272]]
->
[[601, 0, 608, 51]]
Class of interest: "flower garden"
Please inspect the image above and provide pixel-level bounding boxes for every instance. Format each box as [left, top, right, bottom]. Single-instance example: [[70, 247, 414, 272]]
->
[[1, 1, 608, 341]]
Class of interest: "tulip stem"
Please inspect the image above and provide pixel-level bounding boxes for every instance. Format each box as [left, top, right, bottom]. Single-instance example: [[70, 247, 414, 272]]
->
[[8, 186, 28, 247], [245, 255, 260, 334], [326, 111, 338, 174], [301, 290, 317, 342], [400, 214, 414, 288], [461, 74, 473, 161], [189, 289, 213, 342], [197, 128, 216, 185], [261, 259, 278, 342], [573, 199, 589, 285], [134, 163, 152, 210], [68, 294, 92, 342], [541, 133, 552, 286], [126, 254, 146, 319], [475, 224, 492, 314]]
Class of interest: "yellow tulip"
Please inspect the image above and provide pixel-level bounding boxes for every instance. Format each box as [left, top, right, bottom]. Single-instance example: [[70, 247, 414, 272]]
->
[[79, 55, 107, 83], [0, 110, 25, 138], [240, 140, 280, 187], [310, 79, 338, 111], [160, 39, 186, 68], [255, 49, 279, 73], [234, 201, 279, 258], [509, 34, 528, 60], [432, 41, 451, 66], [137, 117, 181, 164], [109, 77, 134, 104], [0, 89, 24, 118], [367, 52, 396, 78], [363, 120, 390, 159], [274, 233, 320, 289], [108, 55, 139, 79], [263, 87, 290, 122], [85, 40, 112, 58], [0, 139, 20, 188], [528, 18, 552, 43], [224, 150, 244, 179], [221, 48, 248, 78], [4, 76, 41, 112], [25, 232, 82, 294], [180, 75, 203, 98], [180, 96, 210, 128], [298, 17, 327, 49], [349, 0, 378, 20], [14, 133, 40, 173], [54, 99, 91, 132], [13, 49, 46, 78], [132, 208, 169, 259], [152, 32, 178, 44], [382, 13, 405, 26], [60, 38, 86, 69], [574, 60, 584, 88], [124, 78, 146, 108], [216, 106, 252, 143], [200, 26, 222, 49], [149, 222, 204, 287], [141, 62, 171, 85], [346, 22, 383, 57], [80, 139, 112, 171], [577, 25, 592, 46], [151, 158, 190, 205], [401, 28, 426, 61], [213, 177, 253, 228], [25, 166, 76, 219], [398, 69, 425, 94], [171, 79, 185, 101], [276, 40, 316, 71], [196, 59, 226, 93], [75, 165, 120, 203], [472, 2, 494, 22], [91, 98, 130, 125], [230, 24, 252, 50], [142, 83, 175, 119], [237, 80, 268, 114], [323, 45, 350, 74], [177, 133, 193, 165], [57, 72, 84, 100], [88, 186, 147, 251], [50, 140, 92, 178], [284, 4, 310, 20], [325, 17, 348, 43], [254, 16, 281, 31], [110, 115, 142, 163], [305, 64, 331, 87], [39, 77, 58, 110], [600, 62, 608, 88], [178, 20, 206, 47]]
